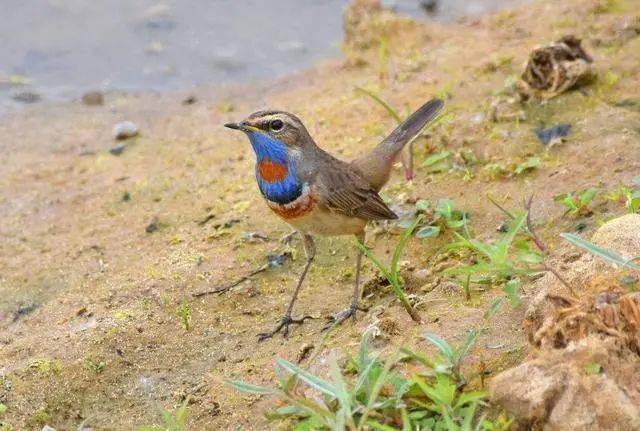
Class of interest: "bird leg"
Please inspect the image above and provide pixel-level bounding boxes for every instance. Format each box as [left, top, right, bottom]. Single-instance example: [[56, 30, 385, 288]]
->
[[258, 234, 315, 341], [324, 232, 368, 331]]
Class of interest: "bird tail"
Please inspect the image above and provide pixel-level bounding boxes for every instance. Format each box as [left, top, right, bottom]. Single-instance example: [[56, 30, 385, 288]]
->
[[352, 98, 444, 191]]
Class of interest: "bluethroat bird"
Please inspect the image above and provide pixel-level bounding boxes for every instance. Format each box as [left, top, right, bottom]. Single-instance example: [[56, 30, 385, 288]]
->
[[225, 98, 444, 340]]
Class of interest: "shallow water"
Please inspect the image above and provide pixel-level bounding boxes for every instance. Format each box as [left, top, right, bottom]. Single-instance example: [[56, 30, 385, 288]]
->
[[0, 0, 526, 109]]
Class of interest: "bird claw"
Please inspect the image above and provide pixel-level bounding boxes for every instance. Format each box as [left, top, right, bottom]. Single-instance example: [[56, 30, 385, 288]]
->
[[322, 305, 368, 332], [257, 314, 313, 342]]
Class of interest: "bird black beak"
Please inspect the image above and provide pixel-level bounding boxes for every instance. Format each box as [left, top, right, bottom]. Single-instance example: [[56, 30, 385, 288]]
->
[[225, 121, 259, 133], [224, 122, 241, 130]]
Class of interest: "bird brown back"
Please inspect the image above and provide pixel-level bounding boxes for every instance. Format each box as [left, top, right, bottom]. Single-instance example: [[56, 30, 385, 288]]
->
[[351, 98, 444, 191], [310, 150, 398, 220]]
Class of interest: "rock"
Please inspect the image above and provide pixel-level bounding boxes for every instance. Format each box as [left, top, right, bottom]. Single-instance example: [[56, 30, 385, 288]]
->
[[494, 214, 640, 429], [296, 343, 314, 364], [419, 0, 438, 14], [343, 0, 384, 53], [524, 214, 640, 345], [12, 91, 41, 103], [489, 337, 640, 431], [145, 216, 159, 233], [113, 121, 139, 140], [41, 426, 57, 431], [182, 95, 197, 105], [109, 143, 126, 156], [590, 214, 640, 259], [342, 0, 418, 65], [81, 91, 104, 106]]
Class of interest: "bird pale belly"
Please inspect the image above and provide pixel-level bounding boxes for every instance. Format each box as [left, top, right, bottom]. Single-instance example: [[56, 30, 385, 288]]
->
[[266, 185, 367, 236]]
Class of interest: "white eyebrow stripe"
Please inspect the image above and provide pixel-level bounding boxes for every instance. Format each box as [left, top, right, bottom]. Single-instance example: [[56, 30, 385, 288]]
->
[[252, 113, 299, 129]]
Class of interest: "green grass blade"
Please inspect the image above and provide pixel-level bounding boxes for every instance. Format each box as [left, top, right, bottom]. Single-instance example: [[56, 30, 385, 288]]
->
[[422, 150, 451, 168], [560, 233, 640, 271], [391, 215, 423, 276], [174, 396, 190, 429], [484, 297, 503, 319], [356, 351, 400, 431], [423, 332, 455, 362], [496, 212, 527, 262], [456, 330, 478, 366], [277, 359, 339, 398], [455, 391, 487, 410], [401, 408, 411, 431], [224, 379, 276, 395], [282, 394, 336, 423], [354, 240, 391, 280], [354, 352, 381, 394], [399, 347, 436, 369], [366, 420, 398, 431], [354, 87, 402, 123], [441, 405, 460, 431], [358, 330, 372, 370], [460, 401, 479, 431], [329, 357, 355, 428]]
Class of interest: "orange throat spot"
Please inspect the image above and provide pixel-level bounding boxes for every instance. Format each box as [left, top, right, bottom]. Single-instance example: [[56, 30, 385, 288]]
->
[[258, 158, 288, 183]]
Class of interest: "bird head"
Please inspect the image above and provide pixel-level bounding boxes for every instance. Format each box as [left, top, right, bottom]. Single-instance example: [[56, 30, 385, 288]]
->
[[225, 111, 309, 202], [224, 110, 312, 153]]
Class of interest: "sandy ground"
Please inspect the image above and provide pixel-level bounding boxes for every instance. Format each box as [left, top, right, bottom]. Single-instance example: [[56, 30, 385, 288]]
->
[[1, 0, 640, 429]]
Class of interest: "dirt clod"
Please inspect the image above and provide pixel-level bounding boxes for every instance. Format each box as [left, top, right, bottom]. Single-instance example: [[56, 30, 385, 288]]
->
[[490, 336, 640, 431], [493, 214, 640, 430], [518, 35, 594, 99]]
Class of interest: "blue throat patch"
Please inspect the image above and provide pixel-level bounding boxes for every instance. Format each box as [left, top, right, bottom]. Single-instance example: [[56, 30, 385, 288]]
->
[[246, 132, 302, 204]]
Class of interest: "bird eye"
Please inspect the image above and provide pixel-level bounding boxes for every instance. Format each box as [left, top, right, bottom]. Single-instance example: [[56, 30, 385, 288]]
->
[[270, 119, 284, 132]]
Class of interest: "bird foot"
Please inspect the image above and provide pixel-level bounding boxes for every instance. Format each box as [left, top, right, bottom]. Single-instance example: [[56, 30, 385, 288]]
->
[[257, 314, 314, 342], [322, 304, 368, 332]]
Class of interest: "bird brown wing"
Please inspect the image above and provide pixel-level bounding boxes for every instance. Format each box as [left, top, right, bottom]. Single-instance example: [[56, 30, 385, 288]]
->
[[314, 162, 398, 221]]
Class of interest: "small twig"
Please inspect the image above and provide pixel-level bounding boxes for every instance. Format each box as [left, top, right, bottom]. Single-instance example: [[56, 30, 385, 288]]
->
[[487, 194, 517, 220], [491, 194, 577, 297], [542, 262, 577, 297], [525, 195, 577, 297], [193, 264, 268, 297], [524, 195, 548, 253]]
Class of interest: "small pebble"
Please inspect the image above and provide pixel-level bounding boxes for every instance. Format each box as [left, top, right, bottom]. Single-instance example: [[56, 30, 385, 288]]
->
[[12, 91, 41, 103], [113, 121, 139, 140], [81, 91, 104, 106], [296, 343, 314, 363], [145, 216, 159, 233], [420, 0, 438, 14], [267, 253, 287, 268], [182, 95, 197, 105], [109, 143, 126, 156]]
